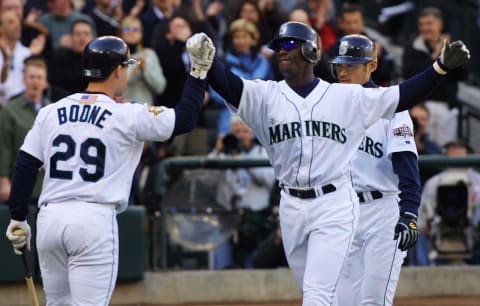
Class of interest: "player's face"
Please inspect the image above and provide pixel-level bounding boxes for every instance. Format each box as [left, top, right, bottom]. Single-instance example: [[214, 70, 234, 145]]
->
[[273, 39, 310, 79], [334, 60, 376, 85], [23, 65, 48, 99]]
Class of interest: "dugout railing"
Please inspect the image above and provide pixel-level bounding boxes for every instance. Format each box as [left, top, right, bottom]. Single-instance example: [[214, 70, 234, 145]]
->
[[149, 154, 480, 270]]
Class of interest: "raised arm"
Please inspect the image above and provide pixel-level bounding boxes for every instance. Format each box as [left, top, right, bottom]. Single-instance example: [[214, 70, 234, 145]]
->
[[397, 40, 470, 112]]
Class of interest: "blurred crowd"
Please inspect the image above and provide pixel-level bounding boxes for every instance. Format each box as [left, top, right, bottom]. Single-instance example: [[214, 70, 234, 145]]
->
[[0, 0, 479, 269]]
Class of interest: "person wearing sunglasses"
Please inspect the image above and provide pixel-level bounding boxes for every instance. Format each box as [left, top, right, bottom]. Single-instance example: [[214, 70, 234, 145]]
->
[[120, 16, 166, 106], [330, 34, 420, 306], [190, 21, 470, 305]]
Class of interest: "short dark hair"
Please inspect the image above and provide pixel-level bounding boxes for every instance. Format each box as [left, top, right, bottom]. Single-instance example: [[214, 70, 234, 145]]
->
[[340, 2, 363, 17], [444, 139, 474, 154], [418, 7, 443, 22], [70, 18, 94, 34]]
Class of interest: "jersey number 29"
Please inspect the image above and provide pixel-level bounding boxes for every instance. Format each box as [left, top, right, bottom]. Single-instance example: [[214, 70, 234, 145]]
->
[[49, 134, 106, 182]]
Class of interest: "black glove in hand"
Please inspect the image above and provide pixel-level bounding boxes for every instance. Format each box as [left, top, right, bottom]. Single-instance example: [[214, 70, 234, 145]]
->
[[394, 211, 418, 251], [439, 39, 470, 71]]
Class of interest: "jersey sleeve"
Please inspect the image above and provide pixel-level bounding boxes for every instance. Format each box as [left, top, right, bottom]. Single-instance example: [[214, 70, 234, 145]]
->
[[386, 110, 418, 158], [133, 104, 176, 142], [229, 79, 270, 130], [359, 85, 400, 128], [20, 107, 48, 162]]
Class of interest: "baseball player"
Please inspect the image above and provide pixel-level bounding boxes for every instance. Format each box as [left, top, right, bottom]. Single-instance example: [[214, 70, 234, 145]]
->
[[192, 22, 470, 305], [330, 35, 420, 306], [5, 35, 215, 306]]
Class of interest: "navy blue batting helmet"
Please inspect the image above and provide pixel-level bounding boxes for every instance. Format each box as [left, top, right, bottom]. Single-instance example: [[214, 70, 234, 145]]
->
[[329, 34, 375, 65], [83, 36, 137, 81], [268, 22, 321, 63]]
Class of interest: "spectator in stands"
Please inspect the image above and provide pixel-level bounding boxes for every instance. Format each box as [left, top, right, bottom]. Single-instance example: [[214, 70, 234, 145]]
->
[[294, 0, 337, 51], [0, 56, 49, 203], [0, 10, 43, 105], [210, 18, 274, 137], [140, 0, 178, 48], [38, 0, 95, 48], [48, 18, 94, 95], [87, 0, 123, 37], [1, 0, 52, 61], [120, 16, 167, 105], [402, 7, 469, 146], [327, 3, 395, 86], [418, 139, 480, 265], [210, 116, 275, 268]]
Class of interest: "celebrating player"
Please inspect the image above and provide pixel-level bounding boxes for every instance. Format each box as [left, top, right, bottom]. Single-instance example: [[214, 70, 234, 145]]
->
[[330, 34, 420, 306], [5, 35, 214, 305], [194, 22, 470, 305]]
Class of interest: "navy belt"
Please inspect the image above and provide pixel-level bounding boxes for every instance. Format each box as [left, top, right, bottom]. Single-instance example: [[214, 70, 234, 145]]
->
[[357, 191, 383, 203], [283, 184, 336, 199]]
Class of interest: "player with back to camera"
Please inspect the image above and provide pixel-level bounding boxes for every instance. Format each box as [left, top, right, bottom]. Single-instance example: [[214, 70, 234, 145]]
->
[[188, 22, 470, 305], [5, 35, 215, 306], [330, 34, 420, 306]]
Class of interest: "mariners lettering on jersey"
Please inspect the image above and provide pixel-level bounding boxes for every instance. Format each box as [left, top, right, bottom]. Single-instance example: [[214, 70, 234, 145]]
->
[[57, 104, 112, 129], [268, 120, 347, 145], [358, 135, 383, 158]]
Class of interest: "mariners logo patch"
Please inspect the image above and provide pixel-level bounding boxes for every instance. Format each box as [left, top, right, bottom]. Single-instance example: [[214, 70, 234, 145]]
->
[[393, 124, 413, 137], [339, 41, 349, 56]]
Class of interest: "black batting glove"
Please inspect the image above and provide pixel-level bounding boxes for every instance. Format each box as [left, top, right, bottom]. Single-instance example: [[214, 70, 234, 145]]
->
[[438, 39, 470, 71], [394, 211, 418, 251]]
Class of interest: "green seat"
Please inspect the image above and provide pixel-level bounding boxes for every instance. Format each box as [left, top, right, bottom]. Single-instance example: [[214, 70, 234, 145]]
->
[[0, 204, 37, 282], [117, 206, 146, 281]]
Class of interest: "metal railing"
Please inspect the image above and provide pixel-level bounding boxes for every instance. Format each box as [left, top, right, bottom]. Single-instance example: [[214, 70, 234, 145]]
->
[[147, 154, 480, 269]]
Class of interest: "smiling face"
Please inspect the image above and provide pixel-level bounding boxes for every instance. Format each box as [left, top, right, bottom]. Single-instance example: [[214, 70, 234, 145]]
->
[[271, 39, 311, 80]]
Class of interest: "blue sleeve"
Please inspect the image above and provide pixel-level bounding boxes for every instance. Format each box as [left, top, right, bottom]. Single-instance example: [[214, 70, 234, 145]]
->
[[207, 58, 244, 108], [397, 65, 444, 112], [9, 151, 43, 221], [172, 75, 207, 136], [391, 151, 421, 216]]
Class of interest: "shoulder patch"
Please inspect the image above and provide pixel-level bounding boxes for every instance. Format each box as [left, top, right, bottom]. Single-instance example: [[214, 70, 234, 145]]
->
[[148, 106, 164, 116], [393, 124, 413, 137]]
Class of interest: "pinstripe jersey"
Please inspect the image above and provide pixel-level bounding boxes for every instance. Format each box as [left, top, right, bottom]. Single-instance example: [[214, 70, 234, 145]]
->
[[227, 78, 400, 188]]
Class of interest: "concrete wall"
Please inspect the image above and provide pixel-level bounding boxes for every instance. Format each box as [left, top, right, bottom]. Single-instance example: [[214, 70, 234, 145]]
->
[[1, 267, 480, 306]]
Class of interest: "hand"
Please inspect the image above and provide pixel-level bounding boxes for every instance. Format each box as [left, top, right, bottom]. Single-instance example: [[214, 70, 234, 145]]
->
[[0, 176, 11, 201], [6, 220, 31, 255], [439, 39, 470, 71], [186, 33, 216, 79], [394, 211, 418, 251], [29, 34, 46, 55]]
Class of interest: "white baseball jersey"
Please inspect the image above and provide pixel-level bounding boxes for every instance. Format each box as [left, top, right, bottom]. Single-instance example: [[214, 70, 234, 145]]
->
[[227, 79, 400, 186], [20, 93, 175, 212], [352, 110, 418, 194]]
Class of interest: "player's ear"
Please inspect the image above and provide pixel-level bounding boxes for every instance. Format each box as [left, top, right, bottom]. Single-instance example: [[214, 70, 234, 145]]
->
[[368, 59, 378, 73]]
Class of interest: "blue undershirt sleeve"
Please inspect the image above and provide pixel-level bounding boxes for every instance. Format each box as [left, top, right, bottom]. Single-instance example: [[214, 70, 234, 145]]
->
[[9, 151, 43, 221], [397, 65, 444, 112], [172, 75, 207, 136], [207, 58, 244, 108], [391, 151, 421, 216]]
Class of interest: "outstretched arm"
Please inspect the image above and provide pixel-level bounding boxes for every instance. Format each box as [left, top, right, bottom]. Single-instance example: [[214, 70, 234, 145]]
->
[[207, 58, 244, 108], [397, 40, 470, 112]]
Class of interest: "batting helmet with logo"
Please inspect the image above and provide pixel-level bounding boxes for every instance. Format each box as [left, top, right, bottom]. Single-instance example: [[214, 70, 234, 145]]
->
[[82, 36, 137, 81], [268, 21, 321, 63], [329, 34, 375, 65]]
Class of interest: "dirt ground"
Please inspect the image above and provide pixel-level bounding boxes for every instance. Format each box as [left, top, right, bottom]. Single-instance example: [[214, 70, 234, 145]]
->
[[130, 296, 480, 306]]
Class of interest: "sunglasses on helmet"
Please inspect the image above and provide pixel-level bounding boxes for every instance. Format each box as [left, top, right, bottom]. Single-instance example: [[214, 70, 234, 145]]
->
[[271, 39, 302, 52]]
